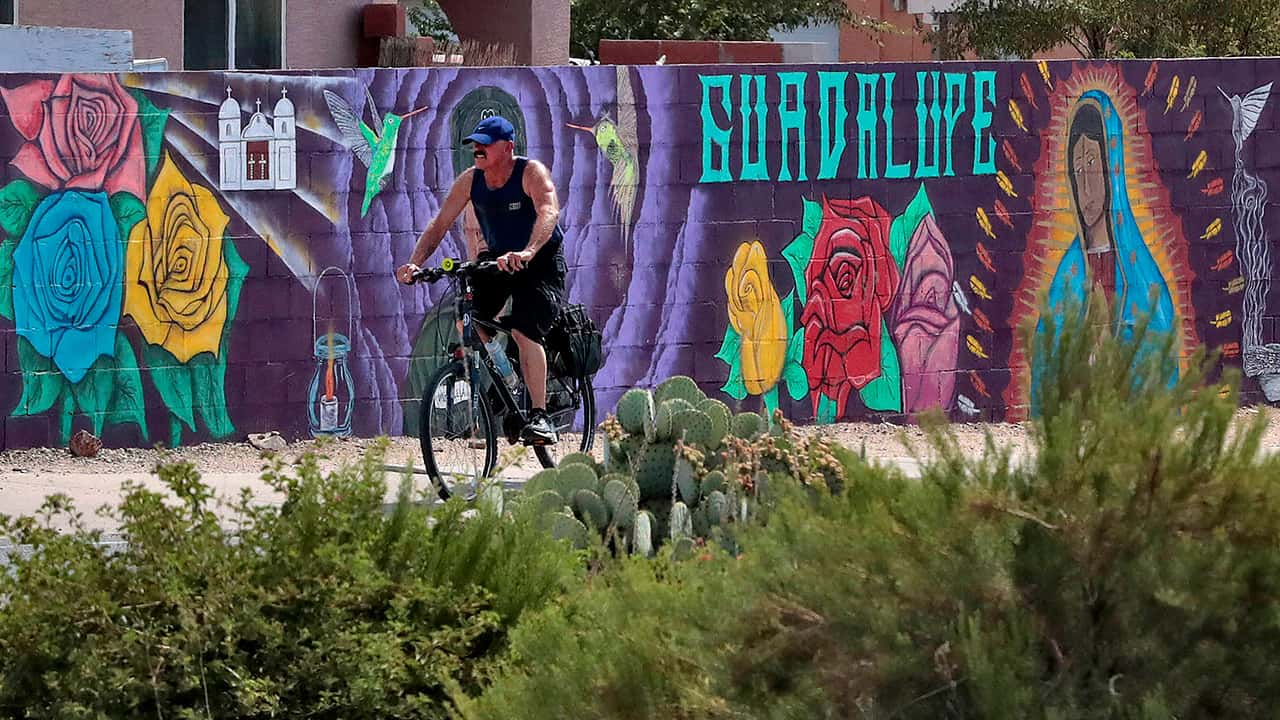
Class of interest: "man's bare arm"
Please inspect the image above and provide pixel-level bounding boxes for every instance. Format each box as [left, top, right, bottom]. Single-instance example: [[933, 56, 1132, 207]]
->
[[521, 160, 560, 256], [408, 168, 473, 267]]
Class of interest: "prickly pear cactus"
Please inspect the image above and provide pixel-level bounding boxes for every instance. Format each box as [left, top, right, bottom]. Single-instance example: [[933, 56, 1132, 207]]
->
[[632, 511, 654, 557], [600, 471, 640, 500], [551, 512, 590, 549], [573, 488, 610, 529], [609, 435, 643, 472], [672, 408, 714, 447], [558, 452, 599, 473], [524, 467, 560, 496], [616, 388, 656, 438], [706, 490, 729, 527], [634, 443, 676, 500], [655, 398, 695, 441], [529, 489, 568, 516], [655, 375, 704, 406], [698, 399, 731, 449], [700, 470, 726, 496], [731, 411, 767, 440], [669, 501, 693, 540], [674, 456, 699, 505], [557, 463, 599, 502], [602, 478, 638, 529]]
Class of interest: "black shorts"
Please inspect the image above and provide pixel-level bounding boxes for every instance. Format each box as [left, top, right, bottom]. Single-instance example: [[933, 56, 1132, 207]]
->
[[472, 247, 566, 344]]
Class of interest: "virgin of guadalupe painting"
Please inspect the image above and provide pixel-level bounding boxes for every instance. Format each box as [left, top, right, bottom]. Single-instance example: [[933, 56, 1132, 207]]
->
[[1008, 68, 1196, 418]]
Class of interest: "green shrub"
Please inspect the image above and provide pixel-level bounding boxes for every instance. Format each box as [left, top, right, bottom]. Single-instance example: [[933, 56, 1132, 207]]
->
[[468, 300, 1280, 718], [0, 439, 580, 719]]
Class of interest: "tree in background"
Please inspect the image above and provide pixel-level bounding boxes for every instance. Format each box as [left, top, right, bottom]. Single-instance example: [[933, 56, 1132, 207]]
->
[[568, 0, 892, 61], [929, 0, 1280, 59], [408, 0, 457, 45]]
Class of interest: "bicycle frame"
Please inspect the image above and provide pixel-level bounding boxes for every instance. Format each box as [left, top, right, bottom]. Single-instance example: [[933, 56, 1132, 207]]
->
[[450, 271, 529, 422], [418, 257, 587, 436]]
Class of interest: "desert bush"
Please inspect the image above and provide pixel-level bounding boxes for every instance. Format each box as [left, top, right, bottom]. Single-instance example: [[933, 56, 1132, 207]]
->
[[0, 440, 580, 719], [466, 300, 1280, 719]]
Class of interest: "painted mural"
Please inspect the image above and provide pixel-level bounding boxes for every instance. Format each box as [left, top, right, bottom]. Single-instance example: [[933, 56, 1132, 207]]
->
[[0, 59, 1274, 449]]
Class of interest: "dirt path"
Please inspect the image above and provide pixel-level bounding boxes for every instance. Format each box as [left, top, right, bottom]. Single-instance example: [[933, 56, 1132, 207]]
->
[[1, 406, 1278, 530]]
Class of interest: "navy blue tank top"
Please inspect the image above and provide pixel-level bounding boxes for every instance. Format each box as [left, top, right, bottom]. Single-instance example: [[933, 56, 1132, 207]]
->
[[470, 157, 564, 257]]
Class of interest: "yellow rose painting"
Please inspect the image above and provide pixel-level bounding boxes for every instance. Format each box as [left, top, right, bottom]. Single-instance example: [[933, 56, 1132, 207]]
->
[[716, 239, 808, 417], [726, 241, 788, 395], [126, 152, 231, 362]]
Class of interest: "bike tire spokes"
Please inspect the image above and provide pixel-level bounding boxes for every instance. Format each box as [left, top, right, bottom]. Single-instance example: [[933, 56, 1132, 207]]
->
[[421, 364, 497, 501]]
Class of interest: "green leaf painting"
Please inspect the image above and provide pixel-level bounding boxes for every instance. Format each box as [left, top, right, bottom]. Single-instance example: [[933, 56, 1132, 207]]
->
[[70, 332, 148, 440], [887, 184, 934, 271], [782, 197, 821, 306], [0, 179, 43, 239], [856, 318, 903, 413], [128, 87, 171, 184], [144, 341, 197, 435], [0, 235, 16, 322], [145, 236, 249, 445], [779, 291, 807, 402], [109, 192, 146, 244], [714, 324, 748, 401], [782, 327, 808, 402], [13, 336, 65, 417]]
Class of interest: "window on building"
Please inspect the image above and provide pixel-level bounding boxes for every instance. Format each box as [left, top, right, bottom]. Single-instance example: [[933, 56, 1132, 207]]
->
[[184, 0, 284, 70], [1, 0, 15, 25]]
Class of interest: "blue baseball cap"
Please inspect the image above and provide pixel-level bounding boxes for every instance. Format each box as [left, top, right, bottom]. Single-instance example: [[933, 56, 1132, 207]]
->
[[462, 115, 515, 145]]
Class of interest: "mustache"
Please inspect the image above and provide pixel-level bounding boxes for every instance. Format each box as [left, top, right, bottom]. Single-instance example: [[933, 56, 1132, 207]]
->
[[473, 149, 487, 159]]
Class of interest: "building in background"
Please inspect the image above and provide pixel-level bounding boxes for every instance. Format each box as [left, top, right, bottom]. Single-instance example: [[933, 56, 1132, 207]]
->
[[0, 0, 567, 71]]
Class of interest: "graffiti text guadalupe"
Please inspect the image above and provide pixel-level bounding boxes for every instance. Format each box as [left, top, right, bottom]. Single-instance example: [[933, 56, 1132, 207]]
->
[[698, 70, 999, 183]]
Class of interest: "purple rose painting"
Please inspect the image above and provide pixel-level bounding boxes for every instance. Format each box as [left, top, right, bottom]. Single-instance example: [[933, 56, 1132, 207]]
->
[[890, 211, 960, 414]]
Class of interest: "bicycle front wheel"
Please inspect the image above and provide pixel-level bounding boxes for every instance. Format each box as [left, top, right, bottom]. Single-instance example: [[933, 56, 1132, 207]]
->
[[419, 361, 497, 501]]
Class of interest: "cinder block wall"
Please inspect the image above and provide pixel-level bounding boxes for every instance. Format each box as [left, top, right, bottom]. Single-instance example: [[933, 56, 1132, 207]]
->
[[0, 60, 1271, 448]]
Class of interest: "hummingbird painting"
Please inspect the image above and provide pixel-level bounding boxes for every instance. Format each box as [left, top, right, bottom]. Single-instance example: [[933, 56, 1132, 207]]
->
[[568, 65, 640, 247], [323, 87, 429, 217]]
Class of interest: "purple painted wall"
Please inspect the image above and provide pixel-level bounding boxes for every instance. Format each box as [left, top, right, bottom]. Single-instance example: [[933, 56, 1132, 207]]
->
[[0, 60, 1272, 449]]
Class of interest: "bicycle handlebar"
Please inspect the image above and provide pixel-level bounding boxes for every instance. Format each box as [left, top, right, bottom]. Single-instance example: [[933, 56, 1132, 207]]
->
[[410, 258, 503, 284]]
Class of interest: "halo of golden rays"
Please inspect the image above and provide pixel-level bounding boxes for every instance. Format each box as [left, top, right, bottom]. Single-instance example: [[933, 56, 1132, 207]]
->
[[1003, 64, 1199, 419]]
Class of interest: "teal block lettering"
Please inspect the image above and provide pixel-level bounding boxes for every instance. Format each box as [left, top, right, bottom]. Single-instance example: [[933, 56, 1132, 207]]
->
[[883, 72, 911, 179], [700, 74, 734, 183], [856, 73, 880, 179], [778, 72, 808, 181], [740, 74, 768, 181], [915, 71, 942, 179], [972, 70, 998, 175], [817, 71, 848, 180], [942, 73, 968, 177]]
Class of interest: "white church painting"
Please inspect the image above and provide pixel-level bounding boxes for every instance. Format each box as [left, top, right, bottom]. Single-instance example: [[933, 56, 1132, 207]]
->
[[220, 87, 297, 191]]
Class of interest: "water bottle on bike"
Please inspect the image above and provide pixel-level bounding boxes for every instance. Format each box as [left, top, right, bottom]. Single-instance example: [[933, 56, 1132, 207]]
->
[[485, 336, 521, 393]]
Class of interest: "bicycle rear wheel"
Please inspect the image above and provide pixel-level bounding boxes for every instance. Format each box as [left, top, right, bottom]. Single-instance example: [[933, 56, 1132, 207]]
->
[[419, 361, 497, 501], [534, 373, 597, 469]]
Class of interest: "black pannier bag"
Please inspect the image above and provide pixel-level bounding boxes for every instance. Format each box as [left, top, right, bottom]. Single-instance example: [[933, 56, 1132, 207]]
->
[[548, 303, 603, 377]]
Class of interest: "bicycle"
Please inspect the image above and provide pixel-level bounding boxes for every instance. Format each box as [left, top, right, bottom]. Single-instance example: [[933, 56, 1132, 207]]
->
[[410, 258, 598, 501]]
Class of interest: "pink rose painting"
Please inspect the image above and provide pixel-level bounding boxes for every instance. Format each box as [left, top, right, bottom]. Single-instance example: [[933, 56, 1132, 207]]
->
[[0, 74, 146, 199], [889, 212, 960, 413]]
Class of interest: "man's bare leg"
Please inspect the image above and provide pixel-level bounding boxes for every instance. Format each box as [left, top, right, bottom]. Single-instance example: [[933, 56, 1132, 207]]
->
[[511, 328, 547, 410]]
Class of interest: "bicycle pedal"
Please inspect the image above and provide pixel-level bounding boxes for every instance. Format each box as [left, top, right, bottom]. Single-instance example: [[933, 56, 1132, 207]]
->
[[467, 439, 488, 449]]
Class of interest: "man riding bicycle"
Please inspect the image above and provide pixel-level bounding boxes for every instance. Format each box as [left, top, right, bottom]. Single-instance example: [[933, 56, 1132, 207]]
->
[[396, 115, 565, 445]]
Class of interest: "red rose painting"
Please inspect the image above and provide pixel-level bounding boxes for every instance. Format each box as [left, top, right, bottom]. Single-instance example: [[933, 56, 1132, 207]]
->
[[799, 196, 900, 417], [0, 74, 146, 198]]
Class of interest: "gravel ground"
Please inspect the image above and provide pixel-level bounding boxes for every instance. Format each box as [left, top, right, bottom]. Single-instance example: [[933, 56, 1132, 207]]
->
[[1, 405, 1277, 477]]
